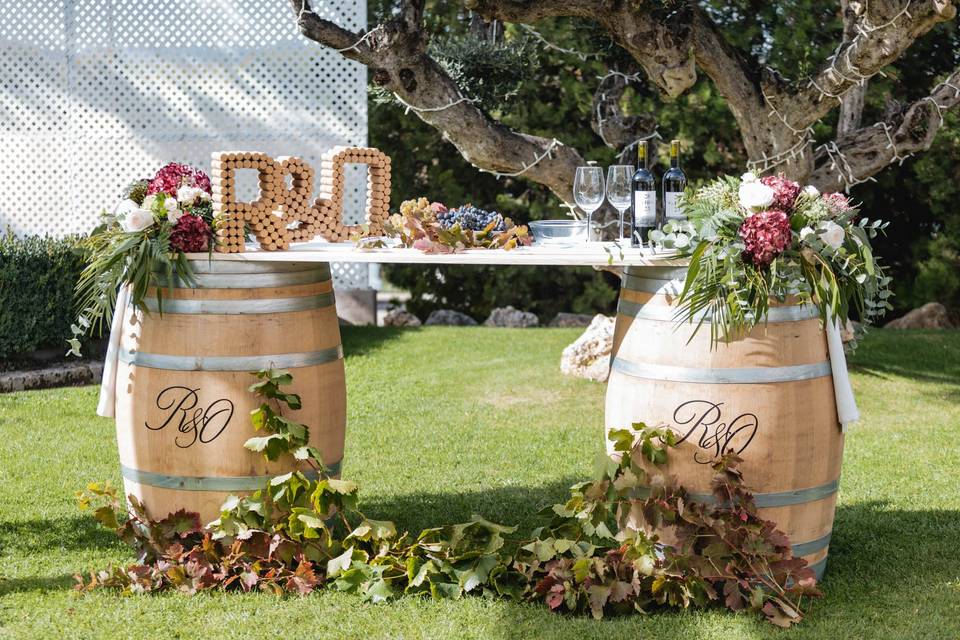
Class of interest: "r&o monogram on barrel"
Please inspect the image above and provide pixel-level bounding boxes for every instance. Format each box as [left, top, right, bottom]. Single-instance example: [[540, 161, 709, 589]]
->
[[145, 386, 235, 450], [671, 399, 759, 464]]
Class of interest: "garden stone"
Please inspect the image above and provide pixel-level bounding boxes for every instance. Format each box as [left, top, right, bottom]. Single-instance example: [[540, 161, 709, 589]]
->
[[549, 313, 595, 328], [484, 306, 539, 328], [560, 314, 615, 382], [884, 302, 953, 329], [383, 309, 421, 327], [424, 309, 478, 326]]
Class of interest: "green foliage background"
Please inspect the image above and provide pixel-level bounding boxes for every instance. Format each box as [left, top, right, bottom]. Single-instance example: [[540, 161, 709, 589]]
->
[[0, 234, 86, 359], [369, 1, 960, 321]]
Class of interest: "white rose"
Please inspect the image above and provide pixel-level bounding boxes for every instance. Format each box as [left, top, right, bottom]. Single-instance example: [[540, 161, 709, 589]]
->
[[803, 185, 820, 197], [114, 199, 140, 217], [818, 220, 845, 249], [740, 171, 758, 183], [738, 181, 775, 210], [800, 226, 814, 240], [164, 197, 177, 213], [141, 194, 157, 211], [121, 207, 155, 233], [168, 208, 184, 225]]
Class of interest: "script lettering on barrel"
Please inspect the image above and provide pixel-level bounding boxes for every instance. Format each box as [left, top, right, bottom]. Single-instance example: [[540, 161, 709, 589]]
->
[[145, 386, 235, 449], [671, 400, 758, 464]]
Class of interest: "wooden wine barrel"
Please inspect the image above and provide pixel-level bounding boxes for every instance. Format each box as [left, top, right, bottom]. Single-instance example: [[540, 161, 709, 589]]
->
[[114, 261, 346, 523], [605, 265, 843, 579]]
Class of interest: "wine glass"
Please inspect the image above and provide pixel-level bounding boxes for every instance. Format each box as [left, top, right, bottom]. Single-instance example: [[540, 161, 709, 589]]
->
[[606, 165, 632, 242], [574, 166, 605, 240]]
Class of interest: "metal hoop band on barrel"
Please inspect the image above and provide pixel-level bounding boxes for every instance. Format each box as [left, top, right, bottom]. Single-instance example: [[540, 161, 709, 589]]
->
[[807, 555, 828, 580], [163, 269, 331, 289], [611, 357, 832, 384], [118, 345, 344, 371], [183, 261, 332, 276], [630, 477, 839, 508], [617, 298, 819, 324], [142, 291, 336, 315], [120, 459, 343, 492], [790, 531, 833, 557], [623, 274, 685, 295]]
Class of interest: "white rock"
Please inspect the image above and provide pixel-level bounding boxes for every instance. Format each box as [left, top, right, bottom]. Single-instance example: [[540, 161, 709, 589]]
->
[[484, 306, 539, 328], [560, 314, 615, 382]]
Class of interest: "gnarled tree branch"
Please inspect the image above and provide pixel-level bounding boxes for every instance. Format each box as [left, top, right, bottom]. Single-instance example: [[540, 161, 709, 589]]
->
[[291, 0, 584, 203], [776, 0, 956, 130], [810, 65, 960, 190]]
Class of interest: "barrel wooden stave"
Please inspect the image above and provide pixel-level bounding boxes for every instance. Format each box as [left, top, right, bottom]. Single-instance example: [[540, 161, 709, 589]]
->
[[114, 261, 346, 523], [605, 266, 843, 577]]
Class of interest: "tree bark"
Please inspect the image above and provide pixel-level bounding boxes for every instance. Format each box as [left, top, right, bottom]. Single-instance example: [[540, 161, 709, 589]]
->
[[293, 0, 959, 201], [291, 0, 584, 204], [810, 65, 960, 191]]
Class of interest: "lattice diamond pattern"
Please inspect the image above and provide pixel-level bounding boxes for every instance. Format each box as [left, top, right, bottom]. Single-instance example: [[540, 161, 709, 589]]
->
[[0, 0, 373, 288]]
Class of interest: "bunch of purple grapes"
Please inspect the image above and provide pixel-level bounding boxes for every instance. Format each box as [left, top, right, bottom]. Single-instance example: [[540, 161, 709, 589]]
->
[[436, 205, 506, 232]]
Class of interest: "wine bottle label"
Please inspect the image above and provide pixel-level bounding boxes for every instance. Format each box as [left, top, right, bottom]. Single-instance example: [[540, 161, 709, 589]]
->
[[633, 190, 656, 226], [664, 192, 684, 220]]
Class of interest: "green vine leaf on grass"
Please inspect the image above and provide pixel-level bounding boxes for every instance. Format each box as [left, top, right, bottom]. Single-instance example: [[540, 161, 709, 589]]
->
[[75, 370, 820, 627]]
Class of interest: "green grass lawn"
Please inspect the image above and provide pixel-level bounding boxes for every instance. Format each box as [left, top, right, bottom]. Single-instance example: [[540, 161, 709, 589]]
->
[[1, 327, 959, 639]]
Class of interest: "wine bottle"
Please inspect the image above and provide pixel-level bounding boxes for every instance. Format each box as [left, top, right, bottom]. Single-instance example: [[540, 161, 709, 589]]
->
[[630, 140, 656, 247], [662, 139, 687, 225]]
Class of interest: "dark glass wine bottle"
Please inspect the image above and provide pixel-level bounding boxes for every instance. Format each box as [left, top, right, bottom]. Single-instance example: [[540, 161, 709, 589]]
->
[[630, 140, 656, 247], [662, 139, 687, 225]]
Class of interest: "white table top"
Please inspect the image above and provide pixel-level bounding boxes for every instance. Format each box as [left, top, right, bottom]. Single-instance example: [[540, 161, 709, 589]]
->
[[186, 242, 684, 267]]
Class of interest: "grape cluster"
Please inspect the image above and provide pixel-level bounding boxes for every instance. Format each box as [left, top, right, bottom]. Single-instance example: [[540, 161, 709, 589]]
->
[[436, 205, 506, 232]]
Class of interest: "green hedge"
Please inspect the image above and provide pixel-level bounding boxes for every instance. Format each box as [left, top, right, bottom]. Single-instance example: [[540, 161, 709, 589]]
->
[[0, 234, 87, 358]]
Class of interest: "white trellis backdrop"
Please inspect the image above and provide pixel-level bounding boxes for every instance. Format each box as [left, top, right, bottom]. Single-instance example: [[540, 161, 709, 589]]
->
[[0, 0, 377, 290]]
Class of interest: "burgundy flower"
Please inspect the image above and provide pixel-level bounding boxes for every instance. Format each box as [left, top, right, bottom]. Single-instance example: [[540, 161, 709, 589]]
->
[[169, 214, 210, 253], [822, 192, 852, 212], [738, 209, 792, 268], [148, 163, 212, 198], [759, 174, 801, 211]]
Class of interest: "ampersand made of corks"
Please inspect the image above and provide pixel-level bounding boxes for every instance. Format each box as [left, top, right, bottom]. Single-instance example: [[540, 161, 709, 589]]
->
[[211, 147, 392, 253]]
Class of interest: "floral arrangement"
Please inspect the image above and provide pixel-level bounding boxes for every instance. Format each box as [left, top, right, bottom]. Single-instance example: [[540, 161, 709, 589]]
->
[[356, 197, 532, 253], [67, 163, 216, 356], [651, 172, 892, 345]]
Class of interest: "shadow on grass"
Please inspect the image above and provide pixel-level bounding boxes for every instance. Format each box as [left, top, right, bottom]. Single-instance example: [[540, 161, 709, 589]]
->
[[848, 329, 960, 387], [825, 501, 960, 582], [0, 514, 121, 556], [340, 326, 417, 359], [0, 574, 76, 597]]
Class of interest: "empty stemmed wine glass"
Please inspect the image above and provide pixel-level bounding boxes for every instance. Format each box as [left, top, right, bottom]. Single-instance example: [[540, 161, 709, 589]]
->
[[574, 166, 605, 240], [606, 165, 632, 242]]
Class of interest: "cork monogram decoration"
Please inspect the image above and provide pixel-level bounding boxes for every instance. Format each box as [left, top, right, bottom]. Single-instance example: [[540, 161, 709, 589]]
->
[[210, 147, 392, 253]]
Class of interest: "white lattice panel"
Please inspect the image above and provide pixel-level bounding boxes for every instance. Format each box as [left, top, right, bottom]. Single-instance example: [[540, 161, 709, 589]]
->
[[0, 0, 374, 289]]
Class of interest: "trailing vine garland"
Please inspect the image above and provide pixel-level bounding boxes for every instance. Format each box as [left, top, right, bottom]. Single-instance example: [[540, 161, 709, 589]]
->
[[77, 370, 819, 627]]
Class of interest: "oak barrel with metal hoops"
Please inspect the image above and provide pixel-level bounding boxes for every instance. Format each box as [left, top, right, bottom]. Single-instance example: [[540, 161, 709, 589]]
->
[[605, 265, 843, 579], [114, 261, 346, 522]]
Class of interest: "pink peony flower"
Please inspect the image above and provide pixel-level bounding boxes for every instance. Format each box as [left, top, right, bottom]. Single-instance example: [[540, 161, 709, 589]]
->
[[822, 192, 852, 212], [147, 163, 212, 198], [169, 214, 210, 253], [759, 174, 801, 211], [738, 209, 793, 268]]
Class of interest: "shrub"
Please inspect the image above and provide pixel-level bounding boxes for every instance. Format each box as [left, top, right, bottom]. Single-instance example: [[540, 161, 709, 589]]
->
[[0, 233, 87, 358]]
